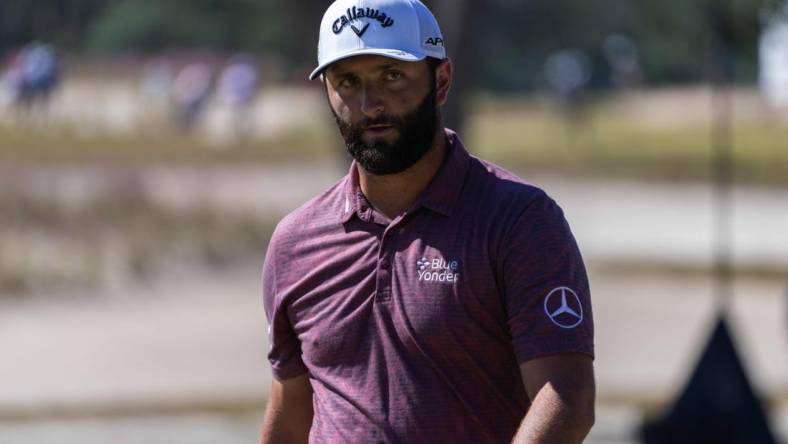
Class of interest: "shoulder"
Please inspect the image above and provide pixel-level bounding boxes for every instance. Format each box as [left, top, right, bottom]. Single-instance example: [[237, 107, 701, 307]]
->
[[268, 175, 348, 250], [459, 157, 577, 260], [467, 156, 559, 218]]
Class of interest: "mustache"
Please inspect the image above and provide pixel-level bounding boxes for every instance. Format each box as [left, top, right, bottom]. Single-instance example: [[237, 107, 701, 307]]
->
[[342, 115, 402, 133]]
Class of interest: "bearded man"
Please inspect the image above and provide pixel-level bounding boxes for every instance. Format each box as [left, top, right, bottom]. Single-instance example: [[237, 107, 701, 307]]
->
[[261, 1, 595, 442]]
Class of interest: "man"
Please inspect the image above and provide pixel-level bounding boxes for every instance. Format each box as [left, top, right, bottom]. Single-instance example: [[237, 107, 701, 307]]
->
[[261, 0, 595, 442]]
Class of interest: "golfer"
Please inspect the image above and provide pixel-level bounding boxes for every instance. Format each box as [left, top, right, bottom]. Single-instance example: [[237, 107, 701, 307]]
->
[[261, 0, 595, 442]]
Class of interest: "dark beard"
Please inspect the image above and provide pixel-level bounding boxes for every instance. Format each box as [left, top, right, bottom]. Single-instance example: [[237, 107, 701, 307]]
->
[[332, 82, 439, 176]]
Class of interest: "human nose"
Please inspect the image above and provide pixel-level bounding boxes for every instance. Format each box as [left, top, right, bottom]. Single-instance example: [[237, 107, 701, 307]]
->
[[359, 84, 385, 118]]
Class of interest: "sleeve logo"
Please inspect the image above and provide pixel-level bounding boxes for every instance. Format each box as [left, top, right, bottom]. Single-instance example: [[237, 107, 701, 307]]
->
[[544, 287, 584, 329]]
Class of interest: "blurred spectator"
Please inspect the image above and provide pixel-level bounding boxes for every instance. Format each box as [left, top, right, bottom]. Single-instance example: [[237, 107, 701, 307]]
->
[[217, 53, 260, 142], [544, 48, 592, 123], [172, 62, 213, 129], [1, 42, 60, 118], [759, 4, 788, 109], [603, 34, 643, 89], [544, 49, 592, 103], [544, 48, 594, 148], [140, 56, 175, 118], [0, 50, 25, 107]]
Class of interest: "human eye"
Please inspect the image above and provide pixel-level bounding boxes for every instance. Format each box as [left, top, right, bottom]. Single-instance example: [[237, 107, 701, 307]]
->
[[384, 70, 404, 81], [338, 76, 359, 89]]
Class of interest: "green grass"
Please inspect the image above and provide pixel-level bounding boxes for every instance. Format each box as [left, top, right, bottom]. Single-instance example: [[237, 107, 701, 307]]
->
[[466, 94, 788, 185], [0, 121, 339, 164]]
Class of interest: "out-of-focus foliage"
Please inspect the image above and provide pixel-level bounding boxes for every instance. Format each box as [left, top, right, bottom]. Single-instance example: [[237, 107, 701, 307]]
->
[[470, 0, 770, 89], [86, 0, 285, 53], [0, 0, 109, 50], [0, 0, 782, 88]]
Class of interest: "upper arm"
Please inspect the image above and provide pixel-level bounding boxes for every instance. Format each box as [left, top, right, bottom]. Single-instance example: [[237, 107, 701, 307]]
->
[[519, 353, 595, 411], [262, 226, 313, 443], [500, 192, 594, 363], [262, 373, 314, 444], [263, 226, 308, 380]]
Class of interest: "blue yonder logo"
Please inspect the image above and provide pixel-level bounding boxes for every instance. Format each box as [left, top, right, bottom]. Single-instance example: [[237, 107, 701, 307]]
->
[[416, 256, 459, 283]]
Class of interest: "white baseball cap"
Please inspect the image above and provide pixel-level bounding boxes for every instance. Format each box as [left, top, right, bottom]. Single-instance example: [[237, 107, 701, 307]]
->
[[310, 0, 446, 80]]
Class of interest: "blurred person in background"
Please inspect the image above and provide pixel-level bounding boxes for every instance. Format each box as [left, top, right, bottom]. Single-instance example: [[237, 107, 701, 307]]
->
[[260, 0, 595, 443], [544, 49, 592, 122], [0, 50, 26, 107], [2, 42, 60, 119], [140, 56, 175, 121], [602, 34, 643, 90], [544, 48, 594, 149], [217, 53, 260, 143], [172, 61, 213, 129]]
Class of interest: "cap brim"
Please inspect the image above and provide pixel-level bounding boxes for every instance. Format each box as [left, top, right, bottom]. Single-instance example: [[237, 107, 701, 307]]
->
[[309, 48, 425, 80]]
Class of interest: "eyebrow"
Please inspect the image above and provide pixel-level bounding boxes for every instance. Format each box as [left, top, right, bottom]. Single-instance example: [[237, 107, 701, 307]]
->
[[379, 62, 404, 70], [328, 61, 405, 77]]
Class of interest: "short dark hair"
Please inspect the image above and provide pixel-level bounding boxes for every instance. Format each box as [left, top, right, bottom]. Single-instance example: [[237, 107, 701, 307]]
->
[[426, 57, 444, 71], [426, 57, 444, 85]]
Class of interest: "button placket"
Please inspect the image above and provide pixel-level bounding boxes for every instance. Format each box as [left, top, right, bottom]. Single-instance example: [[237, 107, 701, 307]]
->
[[375, 226, 398, 303], [375, 246, 392, 302]]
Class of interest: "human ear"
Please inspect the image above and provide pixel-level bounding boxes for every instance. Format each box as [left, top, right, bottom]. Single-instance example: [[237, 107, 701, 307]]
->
[[435, 58, 453, 106]]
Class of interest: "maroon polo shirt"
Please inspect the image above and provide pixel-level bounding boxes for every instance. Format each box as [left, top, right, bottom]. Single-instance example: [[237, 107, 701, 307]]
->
[[262, 129, 593, 443]]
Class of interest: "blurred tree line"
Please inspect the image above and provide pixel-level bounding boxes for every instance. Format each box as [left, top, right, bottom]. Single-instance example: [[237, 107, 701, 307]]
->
[[0, 0, 778, 90]]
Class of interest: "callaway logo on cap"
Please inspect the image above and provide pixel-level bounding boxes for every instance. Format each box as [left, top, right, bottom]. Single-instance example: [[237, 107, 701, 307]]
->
[[310, 0, 447, 80]]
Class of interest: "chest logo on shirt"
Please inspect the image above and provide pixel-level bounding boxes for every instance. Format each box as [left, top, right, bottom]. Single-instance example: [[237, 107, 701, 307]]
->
[[416, 257, 459, 283], [544, 287, 584, 329]]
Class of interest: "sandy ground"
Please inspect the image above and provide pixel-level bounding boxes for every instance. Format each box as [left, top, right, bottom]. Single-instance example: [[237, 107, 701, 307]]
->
[[0, 264, 785, 443]]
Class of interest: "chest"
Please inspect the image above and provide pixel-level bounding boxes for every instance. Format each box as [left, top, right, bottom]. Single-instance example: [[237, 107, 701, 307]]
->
[[280, 214, 509, 369]]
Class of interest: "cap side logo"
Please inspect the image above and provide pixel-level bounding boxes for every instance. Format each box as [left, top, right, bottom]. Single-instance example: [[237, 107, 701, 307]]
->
[[333, 7, 395, 35], [425, 37, 444, 47]]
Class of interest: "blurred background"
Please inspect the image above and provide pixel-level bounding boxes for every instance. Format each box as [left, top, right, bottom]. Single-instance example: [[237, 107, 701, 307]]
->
[[0, 0, 787, 442]]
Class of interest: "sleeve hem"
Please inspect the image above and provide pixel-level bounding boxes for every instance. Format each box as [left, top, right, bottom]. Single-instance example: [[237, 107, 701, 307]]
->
[[270, 362, 309, 381], [515, 346, 595, 365]]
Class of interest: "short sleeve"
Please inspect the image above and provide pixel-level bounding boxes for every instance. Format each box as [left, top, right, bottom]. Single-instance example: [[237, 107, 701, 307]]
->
[[262, 228, 308, 380], [500, 192, 594, 364]]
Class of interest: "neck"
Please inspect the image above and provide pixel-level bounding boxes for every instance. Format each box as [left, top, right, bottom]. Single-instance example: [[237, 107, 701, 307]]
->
[[357, 129, 447, 220]]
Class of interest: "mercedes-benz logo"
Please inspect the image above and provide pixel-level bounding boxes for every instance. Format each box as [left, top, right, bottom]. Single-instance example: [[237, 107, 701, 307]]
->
[[543, 287, 584, 329]]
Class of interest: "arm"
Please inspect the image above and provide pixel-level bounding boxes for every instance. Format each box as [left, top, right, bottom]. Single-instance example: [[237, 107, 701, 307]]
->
[[512, 353, 595, 444], [261, 373, 314, 444]]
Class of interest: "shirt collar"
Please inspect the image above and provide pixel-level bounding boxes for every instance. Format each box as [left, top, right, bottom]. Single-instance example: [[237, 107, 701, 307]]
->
[[416, 129, 470, 217], [339, 162, 365, 224], [339, 128, 471, 223]]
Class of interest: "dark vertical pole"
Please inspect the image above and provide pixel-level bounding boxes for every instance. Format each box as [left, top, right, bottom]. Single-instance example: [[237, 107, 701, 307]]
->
[[428, 0, 483, 135], [709, 0, 735, 314], [285, 0, 328, 78]]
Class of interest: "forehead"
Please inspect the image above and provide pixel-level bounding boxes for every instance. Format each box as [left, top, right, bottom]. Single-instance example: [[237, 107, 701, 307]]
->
[[326, 55, 427, 77]]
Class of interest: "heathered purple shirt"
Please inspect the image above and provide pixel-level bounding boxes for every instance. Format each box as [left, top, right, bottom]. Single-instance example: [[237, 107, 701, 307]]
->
[[262, 129, 593, 443]]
